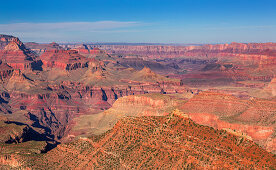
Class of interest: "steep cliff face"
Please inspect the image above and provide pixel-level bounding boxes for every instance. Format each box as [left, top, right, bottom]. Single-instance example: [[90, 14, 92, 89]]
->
[[21, 111, 276, 169]]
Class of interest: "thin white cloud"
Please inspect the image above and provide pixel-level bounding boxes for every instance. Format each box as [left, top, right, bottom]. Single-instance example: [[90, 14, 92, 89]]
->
[[0, 21, 144, 42], [0, 21, 140, 32], [204, 25, 276, 30]]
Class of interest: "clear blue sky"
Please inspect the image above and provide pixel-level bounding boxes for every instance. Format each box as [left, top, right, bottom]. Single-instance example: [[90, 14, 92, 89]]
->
[[0, 0, 275, 43]]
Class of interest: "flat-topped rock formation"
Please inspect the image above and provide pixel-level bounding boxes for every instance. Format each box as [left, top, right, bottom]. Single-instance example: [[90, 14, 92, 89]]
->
[[40, 49, 89, 70]]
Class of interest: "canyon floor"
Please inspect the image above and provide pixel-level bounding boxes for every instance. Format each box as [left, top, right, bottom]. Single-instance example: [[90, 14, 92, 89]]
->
[[0, 34, 275, 169]]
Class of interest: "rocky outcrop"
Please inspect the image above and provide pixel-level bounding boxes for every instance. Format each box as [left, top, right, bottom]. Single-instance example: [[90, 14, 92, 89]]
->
[[0, 34, 18, 50], [187, 112, 276, 153], [0, 35, 37, 70]]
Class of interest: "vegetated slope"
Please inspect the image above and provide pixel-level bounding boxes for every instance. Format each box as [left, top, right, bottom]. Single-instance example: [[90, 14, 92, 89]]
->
[[22, 110, 276, 169], [75, 92, 276, 154]]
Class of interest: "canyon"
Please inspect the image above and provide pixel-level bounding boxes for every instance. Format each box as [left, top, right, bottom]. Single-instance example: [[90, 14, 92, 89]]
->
[[0, 34, 275, 169]]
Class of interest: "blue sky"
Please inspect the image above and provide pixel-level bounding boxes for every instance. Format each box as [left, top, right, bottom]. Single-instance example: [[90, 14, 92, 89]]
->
[[0, 0, 275, 43]]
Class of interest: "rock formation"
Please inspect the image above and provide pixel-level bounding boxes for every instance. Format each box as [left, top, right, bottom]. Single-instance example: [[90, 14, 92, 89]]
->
[[40, 49, 89, 70], [0, 35, 38, 70], [0, 35, 18, 50]]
